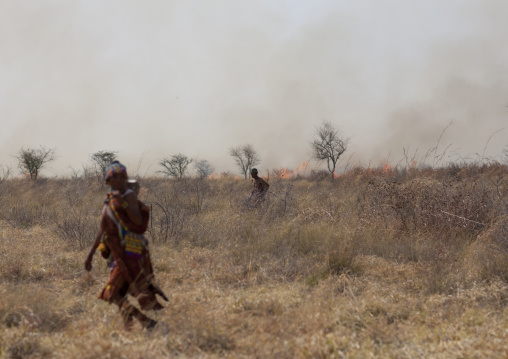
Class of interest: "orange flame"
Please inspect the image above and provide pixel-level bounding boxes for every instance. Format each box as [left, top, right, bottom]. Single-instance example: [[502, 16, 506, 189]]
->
[[382, 163, 392, 173], [273, 162, 310, 178]]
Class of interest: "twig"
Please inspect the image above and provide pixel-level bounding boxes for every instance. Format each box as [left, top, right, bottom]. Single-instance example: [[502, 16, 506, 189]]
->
[[439, 210, 485, 227], [481, 128, 504, 161]]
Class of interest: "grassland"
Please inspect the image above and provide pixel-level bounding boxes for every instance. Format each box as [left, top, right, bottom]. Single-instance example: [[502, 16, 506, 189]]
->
[[1, 163, 508, 358]]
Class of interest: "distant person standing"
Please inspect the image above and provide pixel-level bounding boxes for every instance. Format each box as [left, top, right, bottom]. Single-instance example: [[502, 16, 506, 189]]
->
[[84, 161, 165, 330], [249, 168, 269, 205]]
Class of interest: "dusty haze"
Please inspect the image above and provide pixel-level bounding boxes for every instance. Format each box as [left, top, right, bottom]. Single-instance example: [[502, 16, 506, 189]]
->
[[0, 1, 507, 177]]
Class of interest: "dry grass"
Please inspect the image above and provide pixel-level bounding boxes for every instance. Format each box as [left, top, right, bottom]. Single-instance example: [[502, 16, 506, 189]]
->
[[1, 163, 508, 358]]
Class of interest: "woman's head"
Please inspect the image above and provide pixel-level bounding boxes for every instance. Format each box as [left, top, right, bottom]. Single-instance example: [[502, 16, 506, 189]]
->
[[105, 161, 128, 188]]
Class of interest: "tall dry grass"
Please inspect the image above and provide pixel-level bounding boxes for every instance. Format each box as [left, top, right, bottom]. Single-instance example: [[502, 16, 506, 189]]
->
[[1, 162, 508, 358]]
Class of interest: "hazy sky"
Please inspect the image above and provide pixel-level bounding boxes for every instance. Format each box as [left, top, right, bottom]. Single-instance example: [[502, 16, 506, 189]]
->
[[1, 0, 507, 177]]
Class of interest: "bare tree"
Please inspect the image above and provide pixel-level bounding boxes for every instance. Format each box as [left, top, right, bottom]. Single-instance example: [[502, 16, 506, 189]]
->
[[194, 159, 214, 178], [230, 144, 260, 179], [90, 150, 118, 180], [15, 146, 56, 180], [159, 154, 193, 179], [311, 121, 349, 181]]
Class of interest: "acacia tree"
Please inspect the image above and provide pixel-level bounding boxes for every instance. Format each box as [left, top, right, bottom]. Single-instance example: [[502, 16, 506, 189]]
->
[[311, 121, 349, 181], [15, 146, 56, 180], [194, 159, 214, 178], [90, 150, 118, 180], [159, 154, 192, 179], [230, 144, 260, 179]]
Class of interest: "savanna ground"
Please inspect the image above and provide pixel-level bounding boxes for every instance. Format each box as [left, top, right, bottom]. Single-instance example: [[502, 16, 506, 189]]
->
[[1, 163, 508, 358]]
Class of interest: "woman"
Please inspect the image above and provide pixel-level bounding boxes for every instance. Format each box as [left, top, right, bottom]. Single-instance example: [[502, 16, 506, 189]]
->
[[85, 161, 164, 330]]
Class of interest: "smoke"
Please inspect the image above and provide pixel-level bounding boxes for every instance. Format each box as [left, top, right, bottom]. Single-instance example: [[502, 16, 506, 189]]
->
[[0, 1, 507, 177]]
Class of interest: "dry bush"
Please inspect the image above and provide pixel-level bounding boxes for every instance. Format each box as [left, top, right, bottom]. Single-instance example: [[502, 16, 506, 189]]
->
[[0, 284, 72, 334], [2, 201, 52, 228], [0, 180, 59, 228], [141, 177, 216, 243], [492, 216, 508, 254], [55, 185, 101, 249], [361, 163, 503, 236], [468, 215, 508, 282], [0, 178, 102, 249], [5, 336, 51, 359]]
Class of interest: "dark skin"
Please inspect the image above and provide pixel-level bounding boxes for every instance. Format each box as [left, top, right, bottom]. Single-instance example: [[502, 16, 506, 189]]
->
[[84, 173, 142, 271], [248, 171, 259, 199]]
